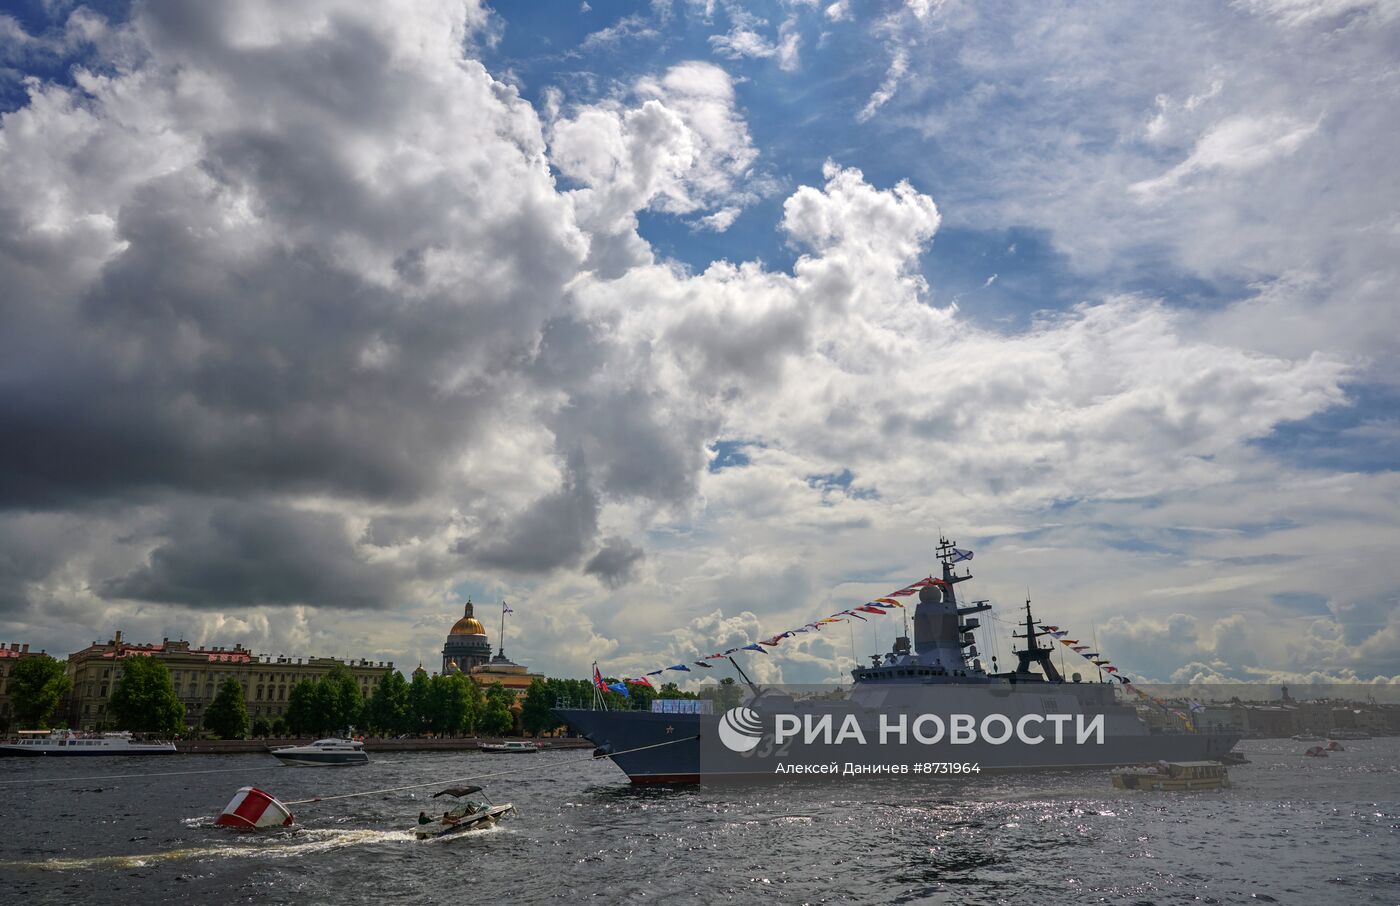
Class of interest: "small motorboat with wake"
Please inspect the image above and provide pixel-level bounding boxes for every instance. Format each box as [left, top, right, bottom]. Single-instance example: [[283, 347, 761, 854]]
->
[[270, 738, 369, 766], [415, 785, 515, 839]]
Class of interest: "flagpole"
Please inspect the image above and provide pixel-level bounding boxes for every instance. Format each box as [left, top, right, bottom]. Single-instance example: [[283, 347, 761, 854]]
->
[[848, 620, 856, 673], [1091, 625, 1103, 683], [499, 600, 507, 659]]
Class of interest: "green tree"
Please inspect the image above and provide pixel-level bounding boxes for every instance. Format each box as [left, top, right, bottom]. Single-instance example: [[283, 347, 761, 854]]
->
[[407, 670, 431, 735], [657, 681, 696, 699], [284, 679, 319, 736], [462, 676, 485, 733], [9, 655, 72, 729], [109, 657, 185, 737], [701, 677, 743, 711], [366, 670, 409, 735], [520, 678, 559, 737], [427, 674, 465, 734], [203, 678, 250, 739], [271, 717, 288, 737], [322, 664, 364, 732], [479, 682, 515, 736], [251, 717, 272, 737]]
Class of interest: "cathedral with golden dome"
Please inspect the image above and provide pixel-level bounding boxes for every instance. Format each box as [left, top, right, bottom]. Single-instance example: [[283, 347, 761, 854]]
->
[[440, 599, 544, 706], [441, 599, 492, 674]]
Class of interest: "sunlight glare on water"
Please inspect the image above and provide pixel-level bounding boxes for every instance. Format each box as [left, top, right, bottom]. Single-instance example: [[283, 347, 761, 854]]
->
[[2, 741, 1397, 904]]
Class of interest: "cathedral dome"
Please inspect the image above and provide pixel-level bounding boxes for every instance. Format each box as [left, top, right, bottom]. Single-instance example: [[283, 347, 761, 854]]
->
[[449, 601, 487, 636], [443, 600, 492, 675]]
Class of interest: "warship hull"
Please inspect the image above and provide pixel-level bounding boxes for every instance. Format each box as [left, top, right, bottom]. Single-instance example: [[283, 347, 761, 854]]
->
[[556, 705, 1241, 784]]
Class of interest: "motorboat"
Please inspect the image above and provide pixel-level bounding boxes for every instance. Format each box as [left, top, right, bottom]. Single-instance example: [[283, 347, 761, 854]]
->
[[269, 738, 369, 766], [0, 729, 176, 756], [1112, 761, 1230, 791], [479, 740, 541, 754], [414, 785, 515, 839]]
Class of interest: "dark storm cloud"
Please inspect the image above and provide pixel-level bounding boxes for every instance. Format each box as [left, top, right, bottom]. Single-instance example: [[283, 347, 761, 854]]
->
[[462, 456, 601, 573], [0, 515, 81, 615], [1, 195, 494, 508], [584, 535, 645, 589], [0, 0, 710, 618], [102, 500, 413, 609], [548, 385, 712, 503]]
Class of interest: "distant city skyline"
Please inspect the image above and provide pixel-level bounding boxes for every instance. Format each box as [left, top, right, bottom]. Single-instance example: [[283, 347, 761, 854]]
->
[[1, 0, 1397, 685]]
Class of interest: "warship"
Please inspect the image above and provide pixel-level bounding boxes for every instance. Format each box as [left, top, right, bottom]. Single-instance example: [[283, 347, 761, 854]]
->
[[556, 538, 1242, 783]]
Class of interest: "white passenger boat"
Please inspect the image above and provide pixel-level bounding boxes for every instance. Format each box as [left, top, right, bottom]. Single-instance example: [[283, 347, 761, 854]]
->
[[479, 740, 541, 754], [269, 737, 369, 766], [0, 729, 176, 756]]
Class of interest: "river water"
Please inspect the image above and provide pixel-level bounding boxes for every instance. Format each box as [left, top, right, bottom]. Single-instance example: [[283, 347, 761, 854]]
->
[[2, 738, 1396, 904]]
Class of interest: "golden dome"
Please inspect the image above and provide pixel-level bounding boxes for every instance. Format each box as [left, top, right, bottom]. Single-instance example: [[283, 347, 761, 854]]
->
[[449, 601, 487, 636]]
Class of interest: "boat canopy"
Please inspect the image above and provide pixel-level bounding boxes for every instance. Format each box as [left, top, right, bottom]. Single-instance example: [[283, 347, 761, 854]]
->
[[432, 785, 484, 798]]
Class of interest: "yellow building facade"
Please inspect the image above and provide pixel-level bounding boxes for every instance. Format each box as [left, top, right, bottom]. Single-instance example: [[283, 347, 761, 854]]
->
[[66, 631, 393, 732]]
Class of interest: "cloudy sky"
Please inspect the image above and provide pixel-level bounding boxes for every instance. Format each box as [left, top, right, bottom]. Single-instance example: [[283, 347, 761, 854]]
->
[[1, 0, 1397, 686]]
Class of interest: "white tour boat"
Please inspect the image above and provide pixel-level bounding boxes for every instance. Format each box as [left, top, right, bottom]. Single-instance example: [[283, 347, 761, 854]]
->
[[0, 729, 176, 756], [269, 737, 370, 766], [479, 740, 541, 754]]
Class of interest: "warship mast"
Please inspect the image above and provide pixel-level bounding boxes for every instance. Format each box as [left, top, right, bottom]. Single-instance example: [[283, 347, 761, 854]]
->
[[1010, 596, 1063, 682]]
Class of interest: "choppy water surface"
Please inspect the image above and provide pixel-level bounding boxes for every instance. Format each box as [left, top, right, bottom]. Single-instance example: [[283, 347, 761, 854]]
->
[[2, 739, 1397, 904]]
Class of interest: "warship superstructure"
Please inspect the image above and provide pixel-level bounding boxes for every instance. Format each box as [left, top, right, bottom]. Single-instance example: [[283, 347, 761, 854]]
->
[[557, 538, 1241, 783]]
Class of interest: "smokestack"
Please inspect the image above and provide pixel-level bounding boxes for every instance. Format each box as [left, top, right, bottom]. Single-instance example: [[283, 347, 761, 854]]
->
[[21, 643, 29, 653]]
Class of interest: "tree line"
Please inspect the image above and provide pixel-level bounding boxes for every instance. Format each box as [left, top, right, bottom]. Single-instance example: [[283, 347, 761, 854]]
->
[[5, 654, 748, 739]]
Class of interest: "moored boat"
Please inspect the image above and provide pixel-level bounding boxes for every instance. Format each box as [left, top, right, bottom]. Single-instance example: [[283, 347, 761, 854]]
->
[[269, 737, 369, 766], [479, 740, 541, 754], [0, 729, 176, 756], [1112, 761, 1230, 791]]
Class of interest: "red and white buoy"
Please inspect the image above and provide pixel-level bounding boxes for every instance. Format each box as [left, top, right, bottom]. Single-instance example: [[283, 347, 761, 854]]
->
[[215, 786, 295, 829]]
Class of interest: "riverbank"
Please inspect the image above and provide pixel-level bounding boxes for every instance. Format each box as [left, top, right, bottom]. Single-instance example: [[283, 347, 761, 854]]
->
[[175, 737, 593, 754]]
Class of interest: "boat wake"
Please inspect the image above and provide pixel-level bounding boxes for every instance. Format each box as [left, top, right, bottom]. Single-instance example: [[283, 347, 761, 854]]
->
[[3, 827, 421, 872]]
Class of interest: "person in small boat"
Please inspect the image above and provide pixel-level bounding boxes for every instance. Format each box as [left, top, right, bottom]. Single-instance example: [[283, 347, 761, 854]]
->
[[418, 811, 431, 825]]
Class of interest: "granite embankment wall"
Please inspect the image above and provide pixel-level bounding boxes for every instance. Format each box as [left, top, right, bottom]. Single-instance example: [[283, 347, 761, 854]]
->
[[175, 737, 593, 754]]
